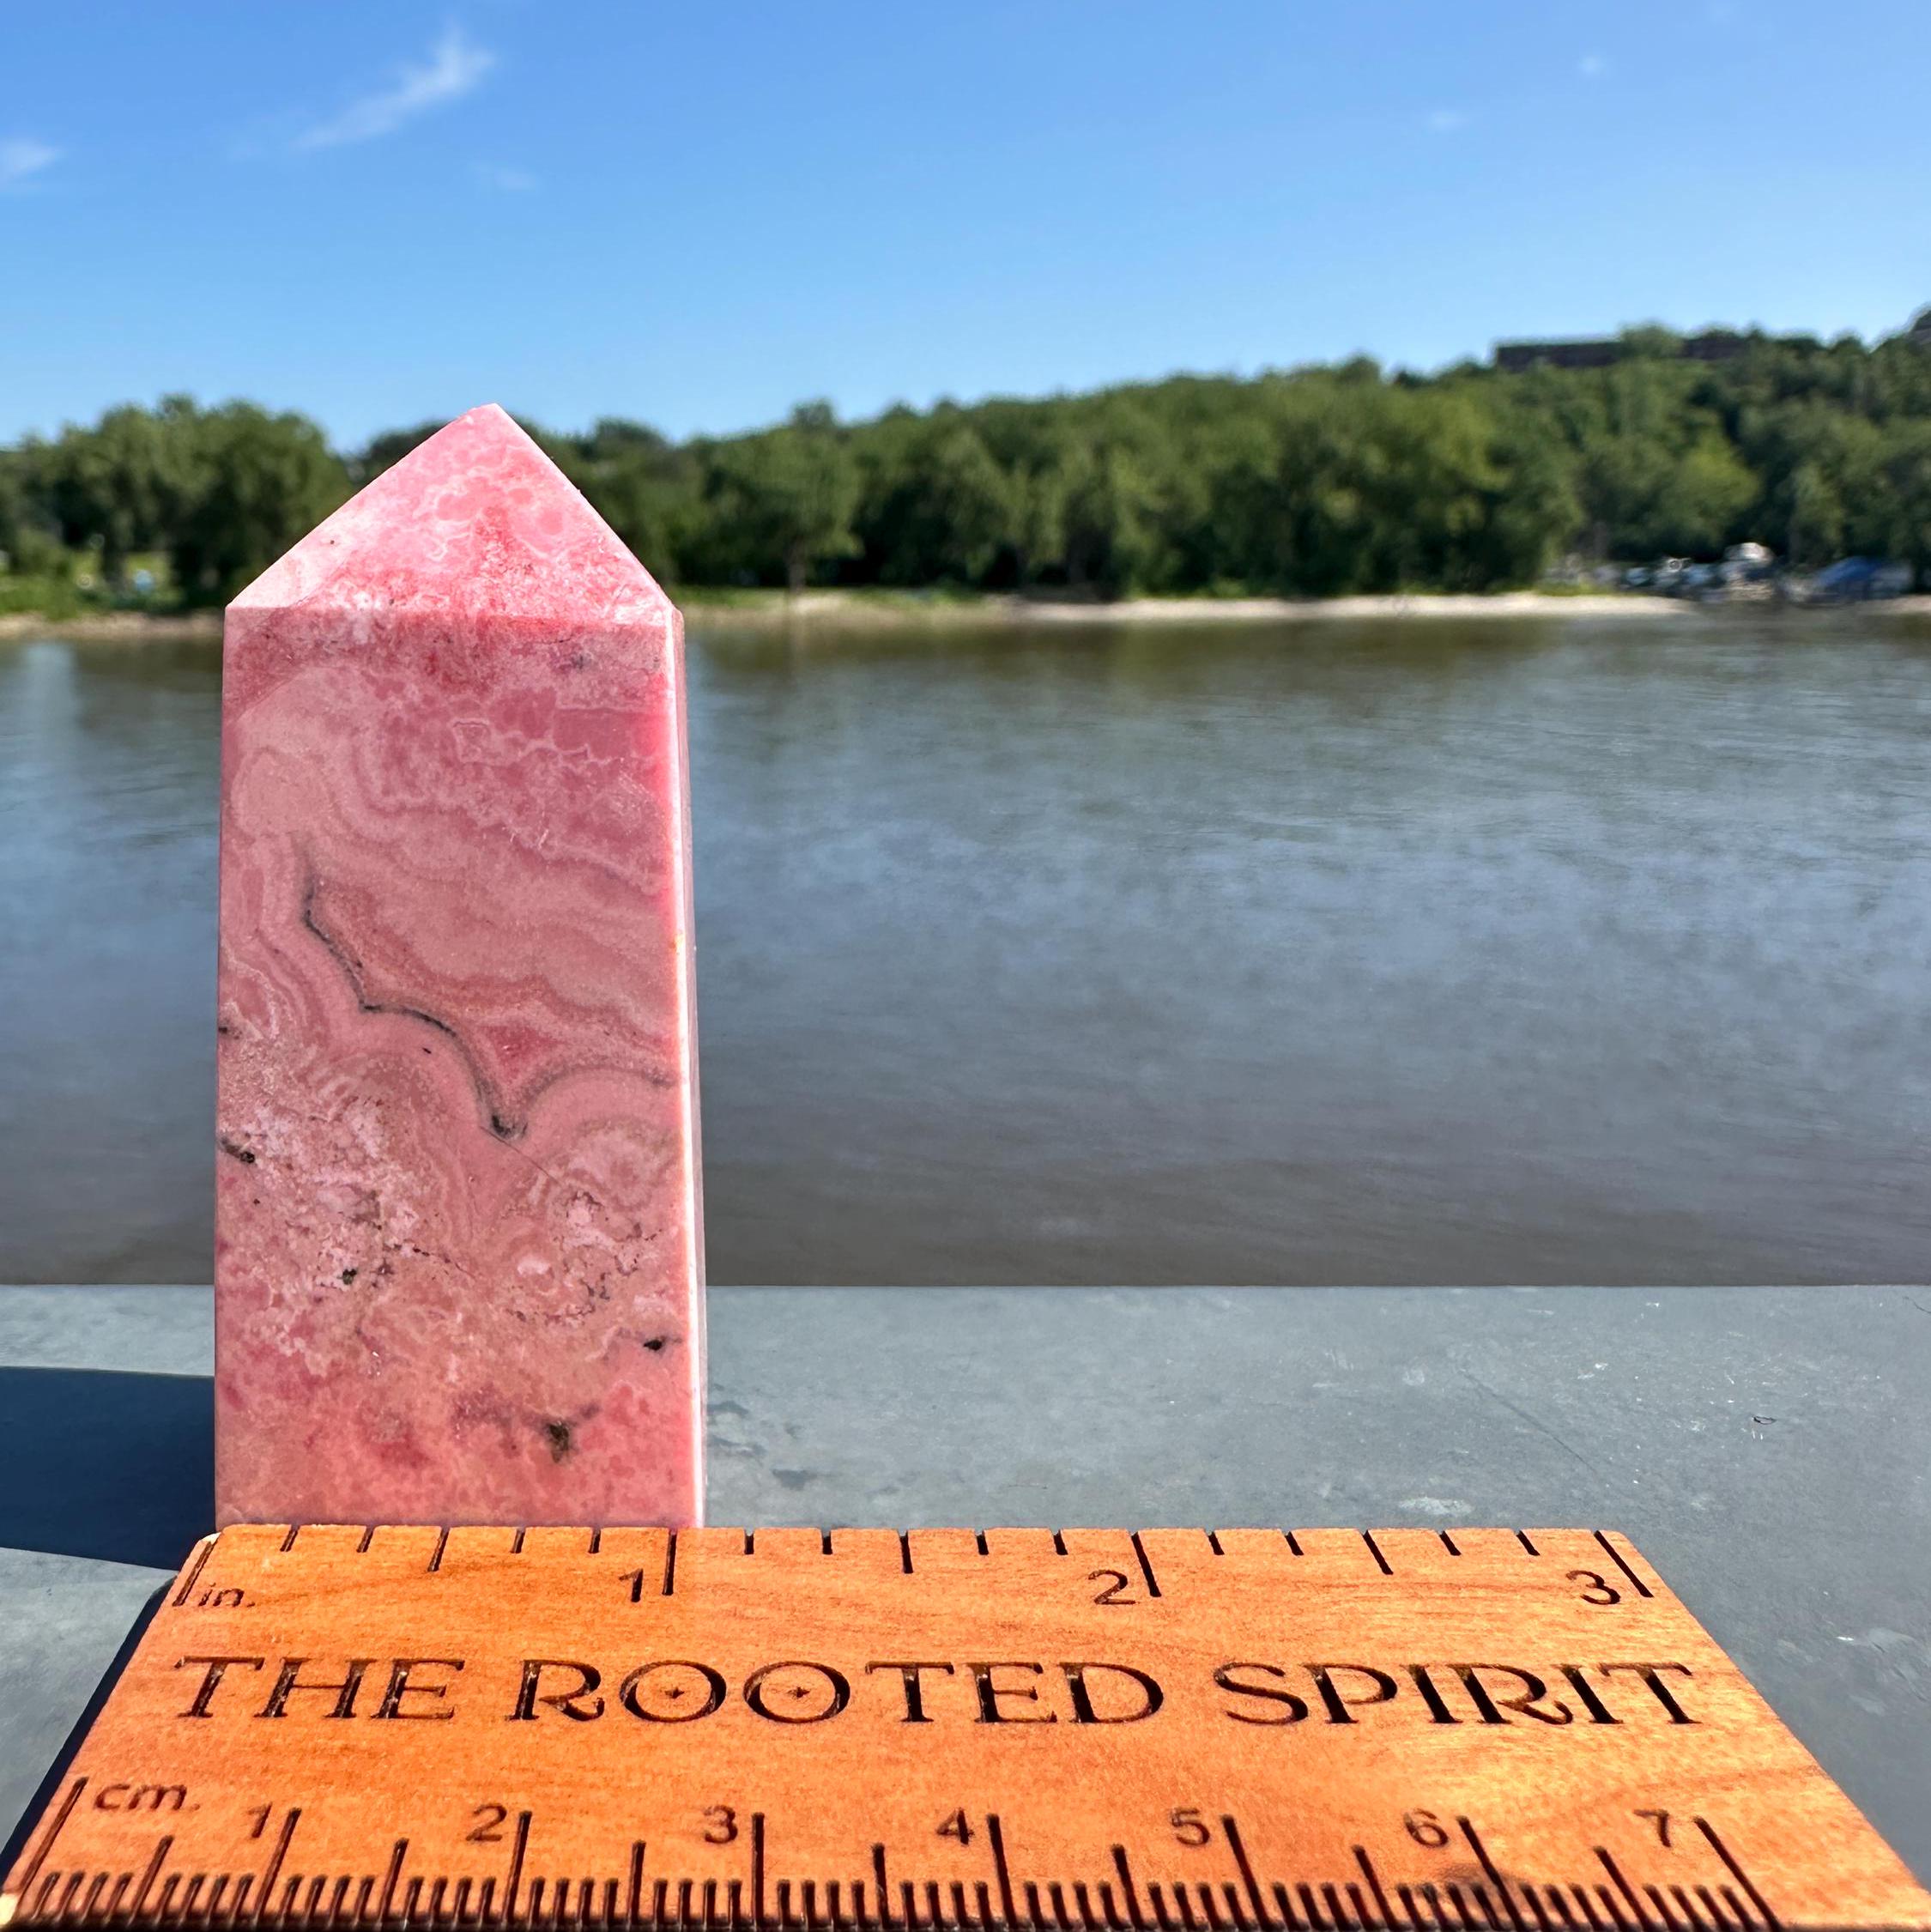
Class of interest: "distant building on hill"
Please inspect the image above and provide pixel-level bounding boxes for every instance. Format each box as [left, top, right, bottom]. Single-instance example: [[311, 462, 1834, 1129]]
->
[[1680, 329, 1750, 362], [1493, 330, 1754, 373], [1494, 338, 1619, 372], [1498, 309, 1931, 372]]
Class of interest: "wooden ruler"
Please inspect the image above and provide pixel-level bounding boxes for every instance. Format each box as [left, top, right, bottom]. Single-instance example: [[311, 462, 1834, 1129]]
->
[[6, 1525, 1927, 1932]]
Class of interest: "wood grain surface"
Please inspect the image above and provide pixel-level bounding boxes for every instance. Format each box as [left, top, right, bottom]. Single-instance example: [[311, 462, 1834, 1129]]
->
[[5, 1526, 1926, 1931]]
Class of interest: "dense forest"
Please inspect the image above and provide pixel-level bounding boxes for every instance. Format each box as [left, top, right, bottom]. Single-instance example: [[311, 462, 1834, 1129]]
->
[[4, 322, 1930, 609]]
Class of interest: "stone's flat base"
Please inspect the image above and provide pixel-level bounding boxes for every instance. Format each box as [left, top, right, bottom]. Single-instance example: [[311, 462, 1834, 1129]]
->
[[2, 1284, 1928, 1887]]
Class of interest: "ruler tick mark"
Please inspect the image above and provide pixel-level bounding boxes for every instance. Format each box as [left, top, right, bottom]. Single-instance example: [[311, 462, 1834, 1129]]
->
[[503, 1809, 530, 1922], [1592, 1533, 1655, 1601], [1643, 1881, 1680, 1932], [1673, 1881, 1713, 1931], [381, 1846, 411, 1928], [128, 1833, 171, 1920], [170, 1539, 215, 1607], [427, 1528, 449, 1573], [1591, 1885, 1637, 1932], [1462, 1820, 1526, 1932], [279, 1524, 300, 1553], [1222, 1820, 1270, 1931], [989, 1814, 1019, 1929], [1353, 1849, 1394, 1932], [8, 1778, 85, 1907], [1361, 1531, 1393, 1576], [1129, 1533, 1162, 1599], [255, 1808, 299, 1923], [1518, 1531, 1541, 1557], [1596, 1850, 1654, 1931], [1694, 1822, 1777, 1932]]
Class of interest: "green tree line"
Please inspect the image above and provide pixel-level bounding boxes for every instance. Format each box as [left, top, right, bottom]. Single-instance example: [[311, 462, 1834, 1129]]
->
[[4, 324, 1929, 607]]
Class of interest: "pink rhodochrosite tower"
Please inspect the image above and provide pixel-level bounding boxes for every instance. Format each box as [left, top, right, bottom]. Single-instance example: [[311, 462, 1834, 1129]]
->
[[215, 404, 704, 1527]]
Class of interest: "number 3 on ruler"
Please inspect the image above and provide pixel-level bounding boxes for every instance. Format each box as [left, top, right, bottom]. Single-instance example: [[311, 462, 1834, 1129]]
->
[[1566, 1569, 1622, 1606]]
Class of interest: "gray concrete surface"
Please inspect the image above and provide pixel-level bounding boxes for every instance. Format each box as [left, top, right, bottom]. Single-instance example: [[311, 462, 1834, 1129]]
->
[[2, 1285, 1926, 1883]]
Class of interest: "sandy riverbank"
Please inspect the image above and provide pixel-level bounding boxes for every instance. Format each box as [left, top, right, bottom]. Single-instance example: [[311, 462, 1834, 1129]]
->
[[7, 591, 1929, 642], [0, 610, 222, 641], [685, 590, 1693, 626]]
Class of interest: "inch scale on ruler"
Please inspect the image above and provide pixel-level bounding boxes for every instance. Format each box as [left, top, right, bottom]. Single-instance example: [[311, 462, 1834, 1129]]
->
[[5, 1525, 1928, 1932]]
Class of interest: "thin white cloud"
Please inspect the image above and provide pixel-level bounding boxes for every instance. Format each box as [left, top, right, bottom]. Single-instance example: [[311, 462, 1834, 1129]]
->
[[294, 27, 494, 152], [0, 137, 61, 192], [476, 162, 537, 192], [1426, 109, 1469, 134], [1578, 51, 1609, 78]]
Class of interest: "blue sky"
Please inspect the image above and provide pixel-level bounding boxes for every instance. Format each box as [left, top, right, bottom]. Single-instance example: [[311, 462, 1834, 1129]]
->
[[3, 1, 1927, 449]]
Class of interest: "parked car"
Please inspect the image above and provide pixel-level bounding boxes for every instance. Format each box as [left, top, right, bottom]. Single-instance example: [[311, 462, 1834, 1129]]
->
[[1808, 558, 1914, 603]]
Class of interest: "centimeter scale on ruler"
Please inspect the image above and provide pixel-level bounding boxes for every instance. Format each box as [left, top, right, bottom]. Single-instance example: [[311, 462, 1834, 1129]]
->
[[6, 1525, 1928, 1932]]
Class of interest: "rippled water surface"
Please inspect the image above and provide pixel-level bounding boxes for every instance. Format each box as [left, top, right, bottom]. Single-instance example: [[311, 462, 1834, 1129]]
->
[[5, 611, 1931, 1284]]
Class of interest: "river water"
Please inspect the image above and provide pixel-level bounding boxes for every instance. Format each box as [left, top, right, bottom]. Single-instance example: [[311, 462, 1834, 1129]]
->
[[3, 610, 1930, 1286]]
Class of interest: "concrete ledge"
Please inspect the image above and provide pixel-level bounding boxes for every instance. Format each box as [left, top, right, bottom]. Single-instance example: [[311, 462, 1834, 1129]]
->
[[3, 1285, 1926, 1881]]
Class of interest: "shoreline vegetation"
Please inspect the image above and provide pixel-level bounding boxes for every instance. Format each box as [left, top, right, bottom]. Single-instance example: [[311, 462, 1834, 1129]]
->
[[5, 318, 1928, 620], [7, 587, 1931, 645]]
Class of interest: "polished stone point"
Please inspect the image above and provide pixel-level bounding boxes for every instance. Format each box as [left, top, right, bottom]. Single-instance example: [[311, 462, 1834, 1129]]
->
[[215, 404, 704, 1527]]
